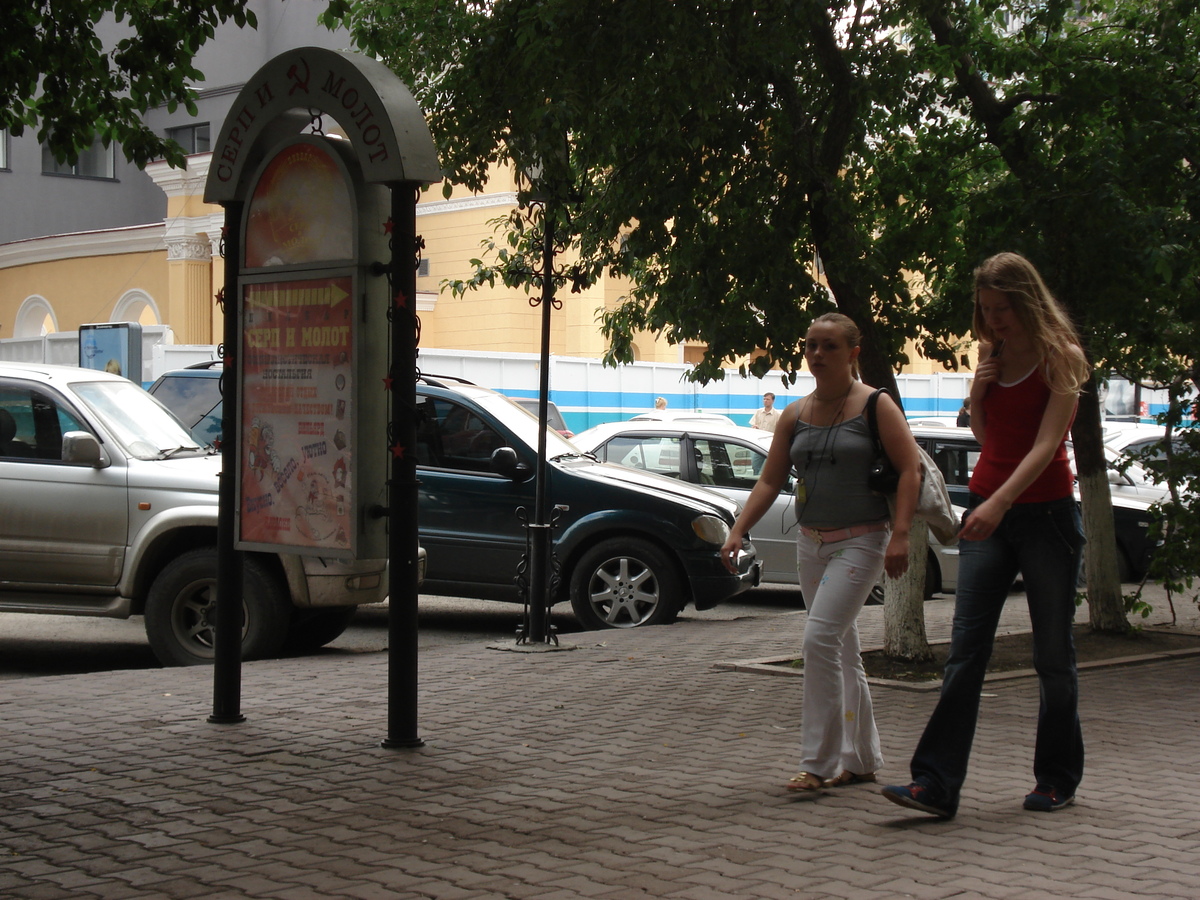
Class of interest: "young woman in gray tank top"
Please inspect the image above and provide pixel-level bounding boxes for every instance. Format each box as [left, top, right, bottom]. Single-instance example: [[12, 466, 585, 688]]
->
[[720, 313, 922, 793]]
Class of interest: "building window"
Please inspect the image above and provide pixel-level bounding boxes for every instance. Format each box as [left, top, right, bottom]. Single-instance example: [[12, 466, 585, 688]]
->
[[166, 123, 211, 155], [42, 136, 114, 178], [1, 129, 8, 170]]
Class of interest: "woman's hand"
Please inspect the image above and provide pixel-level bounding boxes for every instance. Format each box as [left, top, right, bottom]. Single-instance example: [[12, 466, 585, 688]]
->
[[719, 532, 746, 574], [958, 495, 1009, 541], [973, 341, 1003, 390], [883, 531, 911, 579]]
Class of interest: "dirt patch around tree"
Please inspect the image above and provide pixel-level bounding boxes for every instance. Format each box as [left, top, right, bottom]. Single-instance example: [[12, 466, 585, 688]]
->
[[764, 625, 1200, 686]]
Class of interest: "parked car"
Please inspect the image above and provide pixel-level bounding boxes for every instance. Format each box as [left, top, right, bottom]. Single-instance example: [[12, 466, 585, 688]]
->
[[1065, 444, 1170, 504], [148, 359, 223, 447], [1102, 422, 1191, 477], [511, 395, 573, 438], [413, 376, 759, 628], [629, 410, 737, 426], [907, 416, 961, 428], [909, 424, 1158, 582], [572, 419, 963, 598], [0, 362, 392, 666]]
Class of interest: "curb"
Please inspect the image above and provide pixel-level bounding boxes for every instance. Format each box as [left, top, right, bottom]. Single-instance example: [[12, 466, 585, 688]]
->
[[714, 629, 1200, 693]]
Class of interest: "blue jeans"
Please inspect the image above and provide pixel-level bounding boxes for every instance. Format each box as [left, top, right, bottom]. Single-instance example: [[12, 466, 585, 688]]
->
[[909, 494, 1085, 815]]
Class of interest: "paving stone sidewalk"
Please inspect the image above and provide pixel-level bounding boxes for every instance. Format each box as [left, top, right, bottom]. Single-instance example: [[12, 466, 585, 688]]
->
[[2, 584, 1198, 900]]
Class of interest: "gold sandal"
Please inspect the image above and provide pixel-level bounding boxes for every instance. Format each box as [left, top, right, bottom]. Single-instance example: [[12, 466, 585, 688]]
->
[[823, 771, 877, 788], [785, 772, 824, 792]]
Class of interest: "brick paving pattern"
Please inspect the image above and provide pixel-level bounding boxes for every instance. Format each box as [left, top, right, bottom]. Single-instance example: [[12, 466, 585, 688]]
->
[[2, 585, 1198, 899]]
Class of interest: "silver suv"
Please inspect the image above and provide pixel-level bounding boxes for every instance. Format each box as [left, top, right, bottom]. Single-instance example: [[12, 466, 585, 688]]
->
[[0, 362, 389, 665]]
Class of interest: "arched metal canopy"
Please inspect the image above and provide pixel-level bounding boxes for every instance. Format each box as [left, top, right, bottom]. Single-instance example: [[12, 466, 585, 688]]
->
[[204, 46, 441, 202]]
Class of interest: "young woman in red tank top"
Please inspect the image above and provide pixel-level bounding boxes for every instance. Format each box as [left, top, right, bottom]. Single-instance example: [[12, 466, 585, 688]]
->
[[883, 252, 1090, 820]]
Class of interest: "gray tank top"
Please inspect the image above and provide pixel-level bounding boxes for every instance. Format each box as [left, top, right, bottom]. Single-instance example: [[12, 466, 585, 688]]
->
[[789, 414, 891, 528]]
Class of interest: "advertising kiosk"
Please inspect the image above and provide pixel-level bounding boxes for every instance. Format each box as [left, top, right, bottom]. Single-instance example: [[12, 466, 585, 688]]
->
[[203, 47, 440, 746]]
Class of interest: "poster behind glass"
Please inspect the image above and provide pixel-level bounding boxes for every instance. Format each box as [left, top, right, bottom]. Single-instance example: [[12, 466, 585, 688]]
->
[[237, 276, 354, 555]]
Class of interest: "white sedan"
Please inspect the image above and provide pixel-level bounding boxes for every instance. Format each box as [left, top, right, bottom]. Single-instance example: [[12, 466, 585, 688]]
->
[[572, 419, 960, 597]]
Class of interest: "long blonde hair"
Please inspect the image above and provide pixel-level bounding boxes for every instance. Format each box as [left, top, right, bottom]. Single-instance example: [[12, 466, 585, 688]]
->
[[972, 252, 1089, 395]]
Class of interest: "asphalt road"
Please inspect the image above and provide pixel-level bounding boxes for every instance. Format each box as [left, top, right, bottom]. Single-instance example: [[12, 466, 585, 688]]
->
[[0, 585, 807, 681]]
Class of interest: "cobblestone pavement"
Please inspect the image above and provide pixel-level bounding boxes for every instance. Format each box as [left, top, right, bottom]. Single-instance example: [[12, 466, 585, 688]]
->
[[2, 585, 1198, 899]]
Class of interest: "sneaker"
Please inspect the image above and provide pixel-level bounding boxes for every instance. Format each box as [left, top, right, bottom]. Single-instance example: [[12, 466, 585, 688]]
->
[[1023, 784, 1074, 812], [881, 782, 954, 819]]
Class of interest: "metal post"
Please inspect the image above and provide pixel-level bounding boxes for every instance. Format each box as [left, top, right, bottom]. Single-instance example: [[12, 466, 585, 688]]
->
[[210, 203, 245, 725], [382, 185, 424, 749], [524, 204, 556, 644]]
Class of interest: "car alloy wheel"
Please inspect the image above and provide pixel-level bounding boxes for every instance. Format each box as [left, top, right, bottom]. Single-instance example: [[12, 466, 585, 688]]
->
[[569, 537, 683, 629]]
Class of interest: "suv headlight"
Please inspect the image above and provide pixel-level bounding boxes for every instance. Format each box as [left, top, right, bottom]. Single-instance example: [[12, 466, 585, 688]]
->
[[692, 514, 730, 545]]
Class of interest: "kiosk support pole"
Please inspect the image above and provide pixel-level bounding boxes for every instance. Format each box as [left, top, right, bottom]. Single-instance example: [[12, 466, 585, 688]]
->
[[210, 202, 246, 725], [382, 186, 423, 749]]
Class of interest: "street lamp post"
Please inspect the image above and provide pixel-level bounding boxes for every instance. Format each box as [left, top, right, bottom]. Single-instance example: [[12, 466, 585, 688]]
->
[[517, 197, 561, 645]]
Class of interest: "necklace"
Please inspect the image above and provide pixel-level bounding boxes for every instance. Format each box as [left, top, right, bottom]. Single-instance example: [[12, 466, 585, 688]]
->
[[806, 394, 849, 466], [795, 386, 852, 514], [811, 384, 854, 403], [800, 384, 853, 431]]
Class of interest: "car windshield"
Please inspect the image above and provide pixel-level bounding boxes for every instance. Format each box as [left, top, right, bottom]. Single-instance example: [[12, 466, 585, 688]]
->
[[479, 393, 580, 457], [151, 372, 221, 428], [72, 380, 206, 460]]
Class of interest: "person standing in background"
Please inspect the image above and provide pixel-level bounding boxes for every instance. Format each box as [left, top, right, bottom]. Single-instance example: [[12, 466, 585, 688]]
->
[[751, 392, 782, 432]]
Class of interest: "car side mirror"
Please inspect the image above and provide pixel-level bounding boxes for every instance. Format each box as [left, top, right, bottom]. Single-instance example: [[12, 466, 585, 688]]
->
[[492, 446, 532, 481], [62, 431, 105, 467]]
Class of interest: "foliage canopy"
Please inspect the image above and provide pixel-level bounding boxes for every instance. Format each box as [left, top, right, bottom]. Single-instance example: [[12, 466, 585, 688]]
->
[[326, 0, 1199, 619], [1, 0, 260, 168]]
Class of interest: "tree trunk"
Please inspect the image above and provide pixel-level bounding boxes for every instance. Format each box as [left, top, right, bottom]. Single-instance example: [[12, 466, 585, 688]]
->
[[1072, 377, 1131, 633], [924, 6, 1130, 635], [883, 517, 934, 660]]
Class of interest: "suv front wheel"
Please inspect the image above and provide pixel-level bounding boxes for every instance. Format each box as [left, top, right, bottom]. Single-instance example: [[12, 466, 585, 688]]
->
[[144, 548, 291, 666], [569, 538, 683, 629]]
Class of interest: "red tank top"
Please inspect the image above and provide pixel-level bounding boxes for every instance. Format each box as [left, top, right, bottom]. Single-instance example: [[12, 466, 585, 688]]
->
[[969, 366, 1074, 503]]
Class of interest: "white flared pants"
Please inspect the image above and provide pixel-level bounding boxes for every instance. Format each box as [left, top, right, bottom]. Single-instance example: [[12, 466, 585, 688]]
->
[[795, 528, 889, 779]]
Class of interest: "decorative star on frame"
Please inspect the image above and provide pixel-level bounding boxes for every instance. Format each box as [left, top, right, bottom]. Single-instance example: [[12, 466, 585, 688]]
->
[[384, 217, 394, 235], [383, 374, 394, 392], [393, 291, 408, 310], [390, 443, 407, 460]]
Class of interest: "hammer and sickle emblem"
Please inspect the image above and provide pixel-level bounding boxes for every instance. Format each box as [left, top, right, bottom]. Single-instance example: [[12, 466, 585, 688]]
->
[[286, 59, 311, 96]]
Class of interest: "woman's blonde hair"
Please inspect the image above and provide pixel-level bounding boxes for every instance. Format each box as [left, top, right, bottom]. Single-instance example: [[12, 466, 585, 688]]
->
[[972, 252, 1089, 395], [808, 312, 862, 379]]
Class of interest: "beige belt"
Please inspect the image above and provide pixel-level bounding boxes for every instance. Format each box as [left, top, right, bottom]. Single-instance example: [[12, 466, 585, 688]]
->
[[800, 520, 890, 545]]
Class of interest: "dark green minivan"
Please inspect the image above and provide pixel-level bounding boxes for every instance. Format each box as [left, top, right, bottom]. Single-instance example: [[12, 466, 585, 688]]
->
[[414, 376, 759, 629]]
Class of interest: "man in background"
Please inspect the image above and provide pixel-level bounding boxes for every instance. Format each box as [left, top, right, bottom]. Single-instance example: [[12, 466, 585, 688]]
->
[[751, 392, 781, 432]]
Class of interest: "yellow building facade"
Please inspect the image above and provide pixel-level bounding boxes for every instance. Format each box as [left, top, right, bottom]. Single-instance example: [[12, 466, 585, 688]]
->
[[0, 152, 691, 367]]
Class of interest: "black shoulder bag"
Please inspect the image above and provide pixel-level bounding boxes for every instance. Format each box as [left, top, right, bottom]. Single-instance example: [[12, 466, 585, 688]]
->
[[865, 387, 901, 495]]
